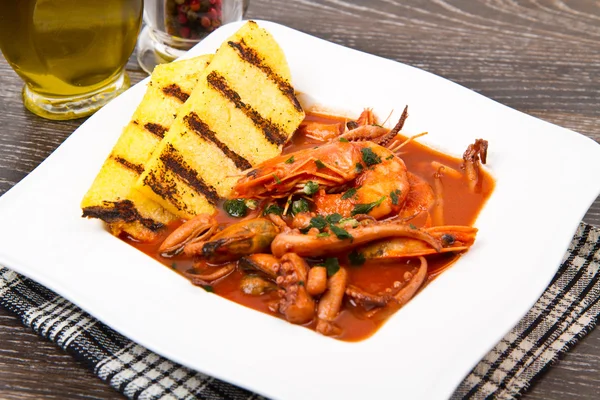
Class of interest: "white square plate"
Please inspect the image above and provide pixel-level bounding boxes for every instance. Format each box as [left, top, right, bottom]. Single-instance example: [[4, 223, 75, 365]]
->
[[1, 20, 599, 400]]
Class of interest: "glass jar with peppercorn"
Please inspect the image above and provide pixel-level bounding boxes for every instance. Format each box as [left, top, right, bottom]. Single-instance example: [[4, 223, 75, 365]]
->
[[137, 0, 249, 74]]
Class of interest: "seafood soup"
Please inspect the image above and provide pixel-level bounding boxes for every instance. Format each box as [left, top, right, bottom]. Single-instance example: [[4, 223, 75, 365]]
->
[[124, 109, 494, 342]]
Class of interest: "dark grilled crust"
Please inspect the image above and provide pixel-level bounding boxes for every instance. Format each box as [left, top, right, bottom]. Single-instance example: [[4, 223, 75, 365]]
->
[[206, 71, 287, 146], [144, 122, 168, 139], [82, 200, 164, 231], [142, 169, 189, 216], [141, 148, 189, 215], [228, 40, 302, 113], [145, 144, 221, 210], [111, 155, 144, 175], [184, 112, 252, 171], [162, 83, 190, 103]]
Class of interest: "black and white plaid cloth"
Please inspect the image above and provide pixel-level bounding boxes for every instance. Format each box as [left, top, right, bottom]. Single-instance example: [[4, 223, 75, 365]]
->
[[1, 222, 599, 400]]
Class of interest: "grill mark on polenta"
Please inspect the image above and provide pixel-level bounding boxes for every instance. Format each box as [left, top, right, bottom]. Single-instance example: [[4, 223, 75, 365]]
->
[[111, 155, 144, 175], [144, 122, 168, 139], [82, 200, 164, 231], [162, 83, 190, 103], [206, 71, 287, 146], [228, 40, 302, 112], [160, 144, 221, 205], [184, 112, 252, 171], [142, 169, 191, 216]]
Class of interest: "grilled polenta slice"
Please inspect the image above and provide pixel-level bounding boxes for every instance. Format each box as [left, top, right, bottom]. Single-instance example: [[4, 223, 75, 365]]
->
[[136, 21, 304, 219], [81, 54, 213, 241]]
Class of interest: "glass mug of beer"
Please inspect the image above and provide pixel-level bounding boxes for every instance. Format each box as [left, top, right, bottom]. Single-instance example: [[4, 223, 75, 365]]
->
[[0, 0, 143, 120], [137, 0, 249, 74]]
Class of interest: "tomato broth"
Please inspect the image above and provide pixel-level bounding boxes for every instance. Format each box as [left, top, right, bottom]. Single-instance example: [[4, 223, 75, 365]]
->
[[123, 112, 494, 342]]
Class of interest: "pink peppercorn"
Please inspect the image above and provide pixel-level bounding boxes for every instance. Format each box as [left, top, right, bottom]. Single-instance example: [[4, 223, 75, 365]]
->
[[190, 0, 201, 11], [200, 16, 211, 28], [177, 12, 188, 24]]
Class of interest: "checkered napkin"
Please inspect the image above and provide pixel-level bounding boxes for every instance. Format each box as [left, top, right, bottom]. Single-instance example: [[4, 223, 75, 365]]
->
[[0, 223, 598, 400]]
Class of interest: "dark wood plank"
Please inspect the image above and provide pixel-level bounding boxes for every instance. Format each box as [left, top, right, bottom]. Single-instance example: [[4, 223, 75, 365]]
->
[[0, 0, 599, 399]]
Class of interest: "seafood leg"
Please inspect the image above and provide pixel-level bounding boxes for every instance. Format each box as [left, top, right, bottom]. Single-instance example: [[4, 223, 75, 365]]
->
[[462, 139, 488, 193], [374, 105, 408, 148], [316, 267, 348, 336], [271, 221, 441, 258], [394, 257, 428, 306], [339, 125, 389, 142], [351, 257, 428, 317], [276, 253, 316, 324], [346, 285, 392, 307], [432, 166, 445, 226], [306, 266, 327, 296]]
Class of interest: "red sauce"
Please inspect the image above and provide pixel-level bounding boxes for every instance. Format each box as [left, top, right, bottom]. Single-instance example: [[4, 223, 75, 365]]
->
[[123, 112, 494, 342]]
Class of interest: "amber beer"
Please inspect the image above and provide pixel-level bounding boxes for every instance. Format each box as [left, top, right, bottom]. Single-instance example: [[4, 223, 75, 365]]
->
[[0, 0, 143, 119]]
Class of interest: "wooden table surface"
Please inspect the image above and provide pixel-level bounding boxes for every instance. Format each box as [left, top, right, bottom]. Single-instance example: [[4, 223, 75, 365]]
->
[[1, 0, 599, 398]]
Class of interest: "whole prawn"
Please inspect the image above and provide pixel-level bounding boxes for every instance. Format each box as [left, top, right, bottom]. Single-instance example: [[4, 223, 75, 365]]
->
[[233, 141, 410, 219]]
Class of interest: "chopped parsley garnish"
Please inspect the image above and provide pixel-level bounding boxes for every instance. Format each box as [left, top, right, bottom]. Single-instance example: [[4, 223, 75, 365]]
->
[[390, 189, 401, 205], [285, 155, 295, 164], [317, 232, 330, 238], [308, 215, 328, 231], [339, 137, 349, 143], [303, 181, 319, 195], [351, 196, 386, 216], [201, 285, 214, 293], [341, 187, 357, 200], [361, 147, 381, 166], [348, 251, 366, 266], [409, 223, 417, 230], [291, 198, 310, 215], [171, 262, 177, 269], [315, 159, 326, 169], [386, 154, 394, 160], [326, 213, 342, 224], [263, 204, 283, 216], [223, 199, 248, 217], [320, 257, 340, 277], [298, 280, 305, 286], [330, 225, 353, 240], [355, 162, 364, 173], [272, 174, 282, 184]]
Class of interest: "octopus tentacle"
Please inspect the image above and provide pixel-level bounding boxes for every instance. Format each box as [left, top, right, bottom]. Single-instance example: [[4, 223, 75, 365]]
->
[[316, 268, 348, 336], [346, 285, 392, 307], [375, 105, 408, 147], [307, 266, 327, 296], [276, 253, 315, 324]]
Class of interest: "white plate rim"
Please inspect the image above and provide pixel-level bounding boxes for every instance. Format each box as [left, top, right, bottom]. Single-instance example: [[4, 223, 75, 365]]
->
[[0, 20, 599, 400]]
